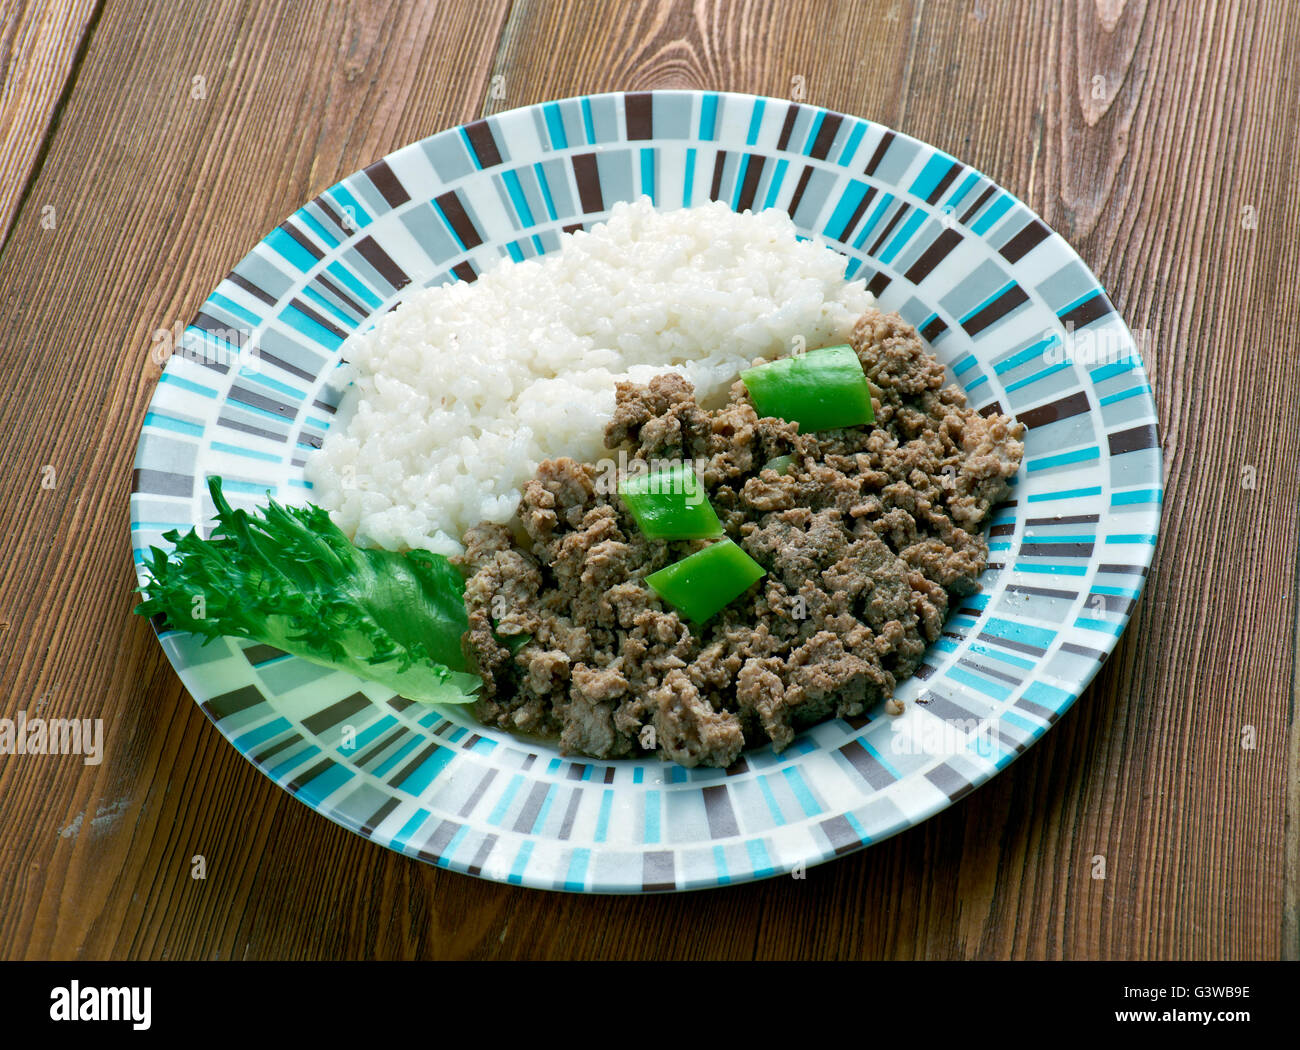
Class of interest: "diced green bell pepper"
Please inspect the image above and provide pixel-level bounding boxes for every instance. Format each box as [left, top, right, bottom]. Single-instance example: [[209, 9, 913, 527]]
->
[[741, 344, 875, 432], [645, 539, 766, 624], [618, 463, 723, 540]]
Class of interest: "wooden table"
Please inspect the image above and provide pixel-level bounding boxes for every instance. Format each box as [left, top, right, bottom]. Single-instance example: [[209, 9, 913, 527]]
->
[[1, 0, 1293, 962]]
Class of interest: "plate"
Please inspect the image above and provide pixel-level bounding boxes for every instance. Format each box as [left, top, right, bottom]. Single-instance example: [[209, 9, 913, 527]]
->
[[131, 90, 1162, 893]]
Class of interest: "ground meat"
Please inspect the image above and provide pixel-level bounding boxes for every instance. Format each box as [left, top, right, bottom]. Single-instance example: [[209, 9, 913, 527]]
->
[[457, 308, 1025, 767]]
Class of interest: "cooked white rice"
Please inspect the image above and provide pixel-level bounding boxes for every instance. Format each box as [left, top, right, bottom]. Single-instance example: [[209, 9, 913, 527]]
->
[[306, 196, 874, 555]]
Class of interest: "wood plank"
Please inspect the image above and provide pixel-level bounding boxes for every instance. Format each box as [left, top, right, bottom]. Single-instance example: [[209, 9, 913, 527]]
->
[[480, 0, 1300, 960], [0, 0, 101, 247], [0, 0, 511, 961]]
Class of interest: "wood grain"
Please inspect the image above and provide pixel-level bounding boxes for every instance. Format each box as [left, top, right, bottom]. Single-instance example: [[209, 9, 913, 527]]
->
[[0, 0, 513, 960], [0, 0, 1296, 961], [0, 0, 100, 247]]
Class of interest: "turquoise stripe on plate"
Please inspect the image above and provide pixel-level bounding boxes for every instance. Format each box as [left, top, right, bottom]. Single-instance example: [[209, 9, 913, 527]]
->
[[1026, 485, 1103, 502], [208, 291, 263, 328], [1111, 488, 1162, 505], [158, 372, 218, 398], [1027, 445, 1100, 471], [143, 412, 204, 436], [970, 193, 1012, 235], [265, 226, 319, 272], [644, 789, 661, 843], [563, 848, 591, 891]]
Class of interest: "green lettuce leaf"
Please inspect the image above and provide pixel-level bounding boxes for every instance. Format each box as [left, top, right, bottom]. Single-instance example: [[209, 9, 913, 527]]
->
[[135, 476, 480, 703]]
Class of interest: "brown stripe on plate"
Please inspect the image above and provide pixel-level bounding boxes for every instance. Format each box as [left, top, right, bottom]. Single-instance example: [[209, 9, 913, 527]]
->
[[1020, 541, 1094, 558], [354, 726, 407, 769], [820, 814, 866, 856], [785, 165, 814, 217], [1005, 583, 1077, 600], [190, 310, 244, 348], [312, 272, 367, 316], [313, 196, 356, 238], [571, 153, 604, 213], [287, 757, 336, 794], [462, 119, 503, 167], [925, 161, 960, 204], [776, 103, 801, 151], [866, 270, 892, 297], [808, 112, 843, 159], [838, 739, 895, 789], [989, 522, 1017, 536], [278, 218, 324, 260], [388, 740, 440, 787], [924, 761, 975, 802], [1025, 513, 1100, 526], [361, 796, 400, 837], [976, 630, 1044, 656], [642, 850, 676, 891], [957, 657, 1019, 685], [725, 755, 749, 776], [363, 158, 411, 208], [1062, 641, 1109, 660], [709, 150, 727, 201], [355, 235, 410, 290], [1086, 593, 1135, 615], [868, 202, 908, 256], [863, 129, 894, 175], [557, 789, 583, 840], [451, 261, 477, 283], [229, 383, 293, 417], [201, 684, 266, 723], [415, 819, 461, 864], [977, 401, 1004, 417], [735, 154, 765, 213], [216, 416, 284, 443], [624, 92, 654, 139], [1015, 695, 1057, 721], [458, 768, 499, 817], [434, 191, 483, 249], [290, 297, 348, 340], [904, 227, 963, 284], [835, 184, 877, 241], [1108, 422, 1158, 456], [961, 282, 1029, 335], [999, 218, 1049, 262], [252, 734, 299, 767], [959, 184, 996, 224], [1098, 562, 1148, 575], [226, 270, 278, 307], [240, 643, 286, 665], [256, 347, 316, 383], [1016, 390, 1091, 430], [466, 834, 497, 877], [511, 782, 551, 833], [920, 315, 948, 342], [701, 785, 739, 838], [1060, 292, 1114, 329], [302, 692, 371, 736]]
